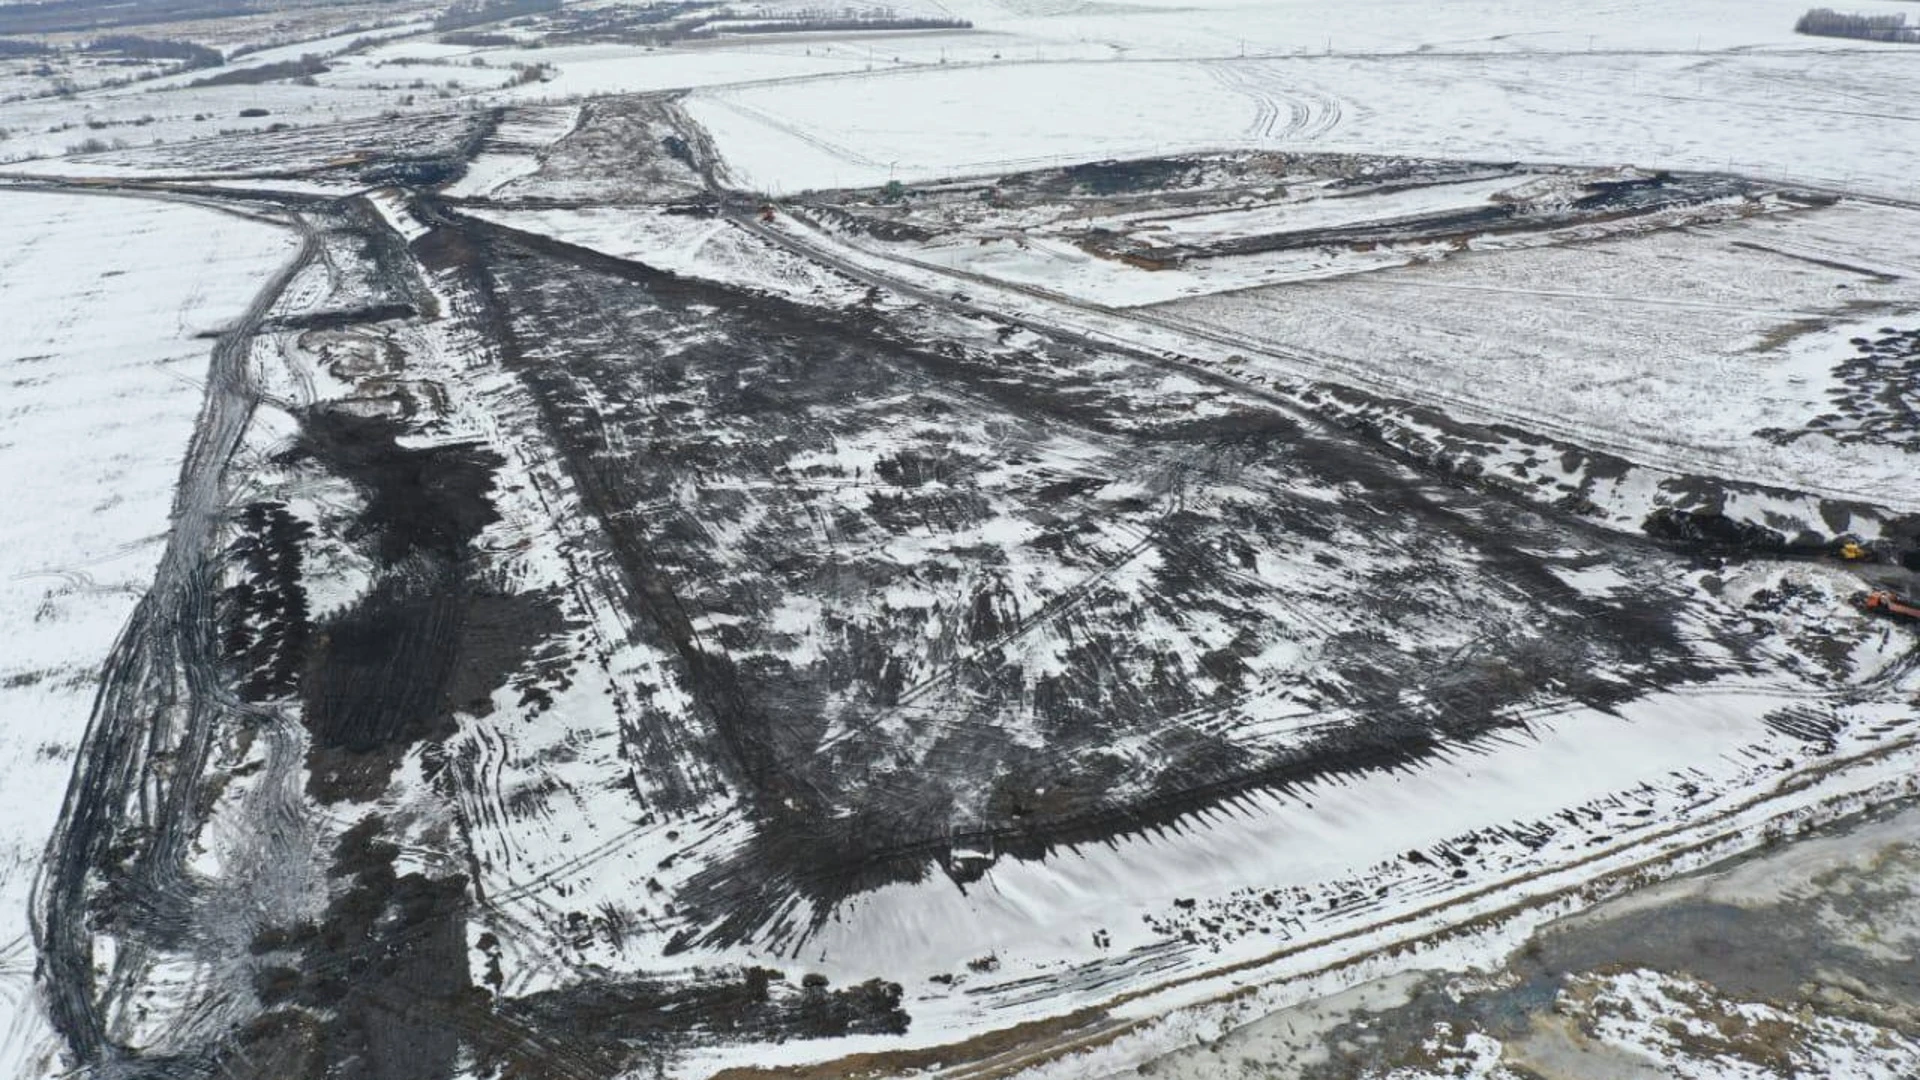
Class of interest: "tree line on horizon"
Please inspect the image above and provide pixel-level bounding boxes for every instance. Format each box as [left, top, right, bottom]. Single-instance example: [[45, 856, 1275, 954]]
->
[[1795, 8, 1920, 43]]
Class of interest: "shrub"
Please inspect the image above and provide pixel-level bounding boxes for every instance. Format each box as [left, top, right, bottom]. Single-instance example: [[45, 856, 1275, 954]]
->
[[191, 55, 327, 87]]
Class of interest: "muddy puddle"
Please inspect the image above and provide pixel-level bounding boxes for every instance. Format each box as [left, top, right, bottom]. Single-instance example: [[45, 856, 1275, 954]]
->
[[1123, 801, 1920, 1078]]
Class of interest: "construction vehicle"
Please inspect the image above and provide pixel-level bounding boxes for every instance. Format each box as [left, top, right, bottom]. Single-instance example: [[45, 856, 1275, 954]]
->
[[1857, 590, 1920, 623]]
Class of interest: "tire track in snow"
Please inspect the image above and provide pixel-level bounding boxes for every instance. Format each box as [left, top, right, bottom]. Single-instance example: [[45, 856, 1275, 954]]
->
[[700, 92, 888, 169], [1302, 86, 1343, 138], [1206, 59, 1345, 143], [1205, 60, 1281, 139]]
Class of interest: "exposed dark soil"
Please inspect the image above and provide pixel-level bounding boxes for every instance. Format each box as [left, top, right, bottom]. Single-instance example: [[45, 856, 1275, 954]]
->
[[278, 408, 569, 803], [218, 501, 311, 702], [38, 133, 1917, 1080], [432, 211, 1739, 948], [234, 816, 476, 1080], [230, 819, 909, 1080], [489, 971, 909, 1075], [263, 302, 418, 333]]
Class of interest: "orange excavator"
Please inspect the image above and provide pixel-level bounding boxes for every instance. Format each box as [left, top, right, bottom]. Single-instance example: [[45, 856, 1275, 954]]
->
[[1858, 590, 1920, 623]]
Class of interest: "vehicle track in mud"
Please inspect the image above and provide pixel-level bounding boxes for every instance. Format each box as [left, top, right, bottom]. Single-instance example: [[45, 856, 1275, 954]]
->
[[438, 203, 1799, 959], [31, 198, 320, 1068]]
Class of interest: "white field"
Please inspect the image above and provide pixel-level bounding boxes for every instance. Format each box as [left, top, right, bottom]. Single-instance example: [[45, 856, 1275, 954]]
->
[[0, 78, 474, 168], [475, 42, 878, 101], [1155, 200, 1920, 510], [0, 18, 482, 168], [683, 0, 1920, 197], [0, 191, 296, 1079], [7, 0, 1916, 202], [935, 0, 1907, 57]]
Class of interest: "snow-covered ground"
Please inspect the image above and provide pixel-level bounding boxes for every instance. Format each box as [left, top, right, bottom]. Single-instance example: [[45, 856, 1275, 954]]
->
[[931, 0, 1916, 58], [0, 191, 296, 1079], [464, 205, 873, 303], [9, 0, 1916, 200], [0, 79, 470, 168], [484, 43, 878, 101], [690, 15, 1920, 198], [5, 0, 1920, 1076], [1157, 200, 1920, 511], [440, 105, 583, 199]]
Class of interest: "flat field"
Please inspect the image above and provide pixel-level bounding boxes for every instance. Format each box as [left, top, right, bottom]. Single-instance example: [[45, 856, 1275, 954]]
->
[[1154, 199, 1920, 507]]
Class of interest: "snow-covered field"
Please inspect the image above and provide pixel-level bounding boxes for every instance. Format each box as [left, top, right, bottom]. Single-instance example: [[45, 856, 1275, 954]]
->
[[4, 0, 1920, 1077], [938, 0, 1911, 57], [0, 191, 295, 1078], [7, 0, 1915, 199], [691, 30, 1920, 197], [485, 43, 878, 101], [1155, 200, 1920, 510]]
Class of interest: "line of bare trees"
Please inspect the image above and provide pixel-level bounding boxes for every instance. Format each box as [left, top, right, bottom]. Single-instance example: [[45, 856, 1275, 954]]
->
[[434, 0, 562, 32], [1795, 8, 1920, 43]]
